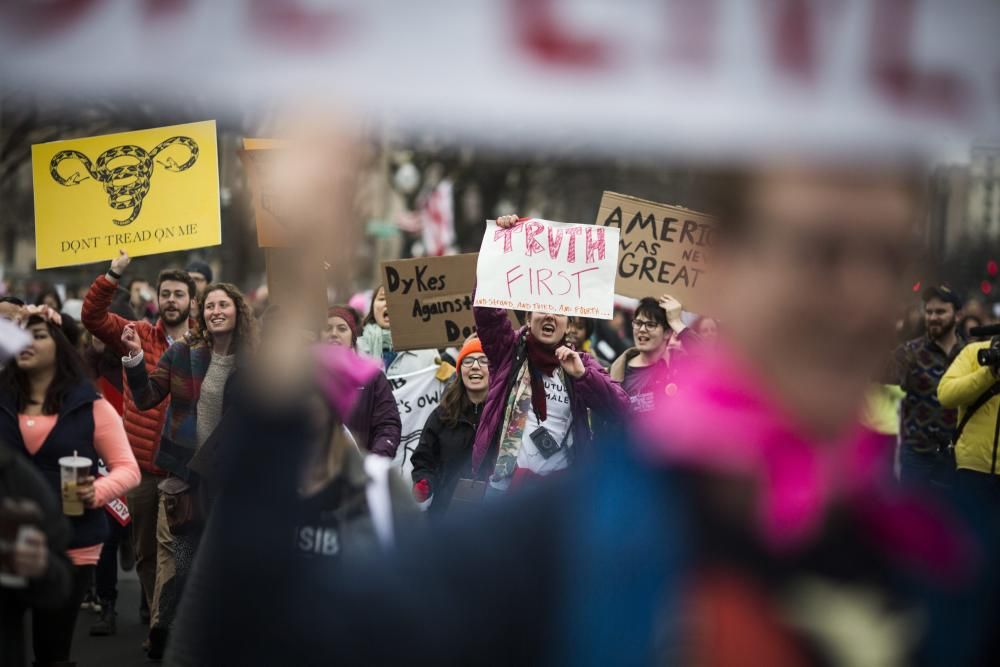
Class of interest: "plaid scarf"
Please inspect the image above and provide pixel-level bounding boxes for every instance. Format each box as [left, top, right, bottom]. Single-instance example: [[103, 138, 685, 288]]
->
[[491, 365, 533, 490]]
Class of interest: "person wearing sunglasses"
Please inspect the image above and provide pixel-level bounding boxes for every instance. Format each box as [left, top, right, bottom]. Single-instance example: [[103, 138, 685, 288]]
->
[[609, 295, 701, 416], [410, 337, 490, 515]]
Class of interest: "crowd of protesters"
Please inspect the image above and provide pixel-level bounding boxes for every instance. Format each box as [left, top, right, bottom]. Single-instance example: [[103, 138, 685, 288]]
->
[[3, 168, 1000, 665]]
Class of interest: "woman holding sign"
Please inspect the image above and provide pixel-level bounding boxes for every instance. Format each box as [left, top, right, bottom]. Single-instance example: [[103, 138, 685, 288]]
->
[[470, 215, 629, 498], [0, 305, 139, 666]]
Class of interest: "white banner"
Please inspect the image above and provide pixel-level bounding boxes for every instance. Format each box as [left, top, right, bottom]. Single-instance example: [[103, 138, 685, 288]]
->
[[387, 364, 449, 480], [0, 2, 996, 159], [475, 218, 620, 319]]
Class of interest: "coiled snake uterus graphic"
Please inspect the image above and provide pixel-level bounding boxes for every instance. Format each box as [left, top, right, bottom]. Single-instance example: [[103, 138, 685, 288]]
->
[[49, 136, 199, 226]]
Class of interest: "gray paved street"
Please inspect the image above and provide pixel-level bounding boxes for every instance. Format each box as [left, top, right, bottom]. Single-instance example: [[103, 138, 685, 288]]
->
[[72, 568, 150, 667]]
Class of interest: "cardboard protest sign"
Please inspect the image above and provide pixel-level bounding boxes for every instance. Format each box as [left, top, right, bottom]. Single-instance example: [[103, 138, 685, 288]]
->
[[597, 192, 714, 312], [388, 364, 448, 479], [264, 248, 328, 335], [381, 253, 479, 351], [31, 121, 220, 269], [239, 138, 291, 248], [474, 218, 620, 320], [382, 253, 523, 351]]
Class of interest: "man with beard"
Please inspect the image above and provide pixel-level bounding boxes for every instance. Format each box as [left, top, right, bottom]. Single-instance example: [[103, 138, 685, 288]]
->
[[82, 250, 196, 658], [890, 285, 965, 487]]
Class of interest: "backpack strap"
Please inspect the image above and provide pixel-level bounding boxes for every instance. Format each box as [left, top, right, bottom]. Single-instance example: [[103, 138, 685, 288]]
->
[[953, 382, 1000, 444]]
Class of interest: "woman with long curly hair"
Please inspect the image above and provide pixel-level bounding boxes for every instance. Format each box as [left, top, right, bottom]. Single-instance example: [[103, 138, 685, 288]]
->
[[120, 282, 255, 648]]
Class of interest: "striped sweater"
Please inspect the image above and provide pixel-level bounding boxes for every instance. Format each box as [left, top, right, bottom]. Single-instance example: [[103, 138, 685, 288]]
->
[[125, 338, 239, 480]]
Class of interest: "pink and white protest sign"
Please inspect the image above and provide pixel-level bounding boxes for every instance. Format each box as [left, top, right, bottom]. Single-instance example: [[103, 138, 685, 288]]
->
[[475, 218, 620, 320]]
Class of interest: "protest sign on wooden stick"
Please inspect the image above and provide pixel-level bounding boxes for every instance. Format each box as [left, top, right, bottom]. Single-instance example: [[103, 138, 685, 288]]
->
[[597, 192, 715, 313], [475, 218, 619, 320], [381, 253, 521, 351], [32, 121, 220, 269]]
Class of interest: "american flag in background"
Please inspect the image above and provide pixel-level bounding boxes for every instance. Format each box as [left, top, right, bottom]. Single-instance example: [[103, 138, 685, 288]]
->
[[420, 179, 455, 256]]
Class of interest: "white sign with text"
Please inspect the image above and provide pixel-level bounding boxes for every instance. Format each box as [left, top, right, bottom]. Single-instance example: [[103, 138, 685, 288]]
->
[[475, 218, 620, 320]]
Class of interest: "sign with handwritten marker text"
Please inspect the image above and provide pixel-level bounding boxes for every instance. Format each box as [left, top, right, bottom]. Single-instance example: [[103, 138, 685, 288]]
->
[[383, 253, 521, 351], [31, 121, 220, 269], [475, 218, 620, 320], [597, 191, 715, 313]]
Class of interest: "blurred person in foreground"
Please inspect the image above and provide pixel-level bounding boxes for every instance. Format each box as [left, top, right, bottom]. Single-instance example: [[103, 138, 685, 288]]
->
[[609, 295, 700, 416], [323, 305, 401, 458], [1, 313, 73, 666], [410, 336, 490, 515], [82, 250, 197, 653], [0, 296, 26, 322], [172, 164, 993, 666], [888, 286, 965, 488], [294, 346, 418, 567], [0, 446, 73, 667]]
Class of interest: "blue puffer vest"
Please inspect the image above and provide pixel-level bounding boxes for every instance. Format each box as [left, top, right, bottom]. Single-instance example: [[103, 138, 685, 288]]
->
[[0, 381, 109, 549]]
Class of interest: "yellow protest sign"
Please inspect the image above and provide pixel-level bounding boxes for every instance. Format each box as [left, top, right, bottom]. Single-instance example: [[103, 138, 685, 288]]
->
[[31, 120, 221, 269]]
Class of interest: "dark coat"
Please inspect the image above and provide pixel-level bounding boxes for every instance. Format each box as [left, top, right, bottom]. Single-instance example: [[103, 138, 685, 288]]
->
[[0, 445, 73, 667], [157, 402, 997, 667], [346, 372, 401, 458], [410, 400, 482, 514], [0, 383, 109, 549]]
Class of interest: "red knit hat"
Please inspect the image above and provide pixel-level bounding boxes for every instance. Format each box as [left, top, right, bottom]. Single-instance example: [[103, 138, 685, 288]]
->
[[456, 336, 484, 367], [327, 306, 359, 345]]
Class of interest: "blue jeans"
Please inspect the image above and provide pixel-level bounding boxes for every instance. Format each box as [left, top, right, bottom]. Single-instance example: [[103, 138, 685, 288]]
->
[[899, 445, 946, 487]]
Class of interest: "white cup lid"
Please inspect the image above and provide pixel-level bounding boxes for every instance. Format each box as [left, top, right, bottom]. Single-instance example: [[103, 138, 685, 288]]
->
[[58, 456, 92, 468]]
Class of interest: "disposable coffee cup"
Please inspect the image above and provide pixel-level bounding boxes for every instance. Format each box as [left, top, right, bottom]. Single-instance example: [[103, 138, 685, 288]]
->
[[59, 455, 92, 517]]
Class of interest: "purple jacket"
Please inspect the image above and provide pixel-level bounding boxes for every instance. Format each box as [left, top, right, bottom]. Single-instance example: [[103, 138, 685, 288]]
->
[[470, 294, 629, 474], [346, 372, 401, 458]]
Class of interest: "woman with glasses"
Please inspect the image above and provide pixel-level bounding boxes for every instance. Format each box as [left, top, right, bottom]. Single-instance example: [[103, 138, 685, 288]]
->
[[410, 337, 490, 515], [609, 295, 701, 415]]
